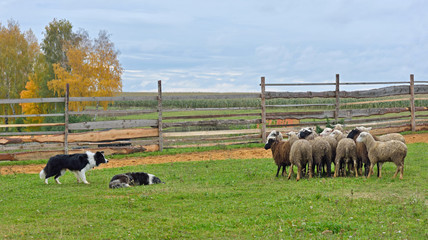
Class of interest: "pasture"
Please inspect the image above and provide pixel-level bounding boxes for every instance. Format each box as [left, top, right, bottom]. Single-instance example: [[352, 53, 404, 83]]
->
[[0, 142, 426, 239]]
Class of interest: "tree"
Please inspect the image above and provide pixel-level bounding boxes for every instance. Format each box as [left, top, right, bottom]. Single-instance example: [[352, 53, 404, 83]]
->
[[48, 30, 123, 111], [0, 20, 38, 125]]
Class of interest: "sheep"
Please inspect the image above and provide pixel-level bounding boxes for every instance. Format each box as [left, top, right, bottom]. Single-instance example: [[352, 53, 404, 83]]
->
[[264, 130, 291, 177], [347, 129, 405, 176], [320, 127, 333, 137], [356, 132, 407, 179], [298, 128, 332, 177], [287, 137, 313, 181], [334, 124, 344, 133], [333, 138, 358, 177], [330, 130, 346, 142]]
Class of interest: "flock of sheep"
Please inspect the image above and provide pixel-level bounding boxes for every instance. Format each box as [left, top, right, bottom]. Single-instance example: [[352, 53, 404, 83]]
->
[[264, 124, 407, 181]]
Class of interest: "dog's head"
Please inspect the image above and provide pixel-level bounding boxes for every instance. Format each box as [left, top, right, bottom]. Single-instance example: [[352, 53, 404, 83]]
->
[[151, 175, 164, 184], [94, 151, 108, 166]]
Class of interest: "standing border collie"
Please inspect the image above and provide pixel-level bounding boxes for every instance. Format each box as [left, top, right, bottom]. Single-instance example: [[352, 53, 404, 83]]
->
[[39, 151, 108, 184], [109, 172, 164, 188]]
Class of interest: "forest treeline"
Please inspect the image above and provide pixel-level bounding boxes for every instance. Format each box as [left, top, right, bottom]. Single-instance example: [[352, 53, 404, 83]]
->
[[0, 19, 123, 125]]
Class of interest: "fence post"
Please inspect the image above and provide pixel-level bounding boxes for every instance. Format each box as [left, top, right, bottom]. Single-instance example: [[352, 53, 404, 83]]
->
[[261, 76, 267, 143], [335, 74, 340, 124], [157, 80, 163, 151], [64, 84, 69, 154], [410, 74, 416, 132]]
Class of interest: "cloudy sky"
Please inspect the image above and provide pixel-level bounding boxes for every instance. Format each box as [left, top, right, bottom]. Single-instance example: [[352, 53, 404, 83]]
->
[[1, 0, 427, 92]]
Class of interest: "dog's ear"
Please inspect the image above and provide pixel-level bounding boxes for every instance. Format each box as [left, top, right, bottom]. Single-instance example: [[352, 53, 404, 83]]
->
[[100, 151, 104, 154]]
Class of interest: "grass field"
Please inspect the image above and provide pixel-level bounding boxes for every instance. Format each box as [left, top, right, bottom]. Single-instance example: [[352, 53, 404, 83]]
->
[[0, 143, 426, 239]]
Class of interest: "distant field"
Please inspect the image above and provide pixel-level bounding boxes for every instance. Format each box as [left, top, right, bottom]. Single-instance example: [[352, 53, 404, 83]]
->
[[0, 143, 426, 239]]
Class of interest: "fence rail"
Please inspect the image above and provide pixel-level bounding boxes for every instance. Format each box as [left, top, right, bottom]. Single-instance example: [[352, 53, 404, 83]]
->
[[1, 74, 428, 161]]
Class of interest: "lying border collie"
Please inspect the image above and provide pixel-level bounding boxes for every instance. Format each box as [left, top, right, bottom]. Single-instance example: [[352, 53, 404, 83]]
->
[[39, 151, 108, 184], [109, 172, 164, 189]]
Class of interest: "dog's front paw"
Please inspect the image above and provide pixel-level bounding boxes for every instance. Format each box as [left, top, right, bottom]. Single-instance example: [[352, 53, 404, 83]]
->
[[84, 181, 90, 184]]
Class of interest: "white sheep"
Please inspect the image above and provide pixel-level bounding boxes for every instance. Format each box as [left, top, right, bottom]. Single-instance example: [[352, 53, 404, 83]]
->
[[347, 128, 406, 176], [298, 127, 332, 177], [264, 130, 291, 177], [356, 132, 407, 179], [333, 138, 358, 177], [286, 132, 313, 181]]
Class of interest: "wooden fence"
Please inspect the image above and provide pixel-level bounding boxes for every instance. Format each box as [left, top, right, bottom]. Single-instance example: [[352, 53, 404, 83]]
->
[[260, 74, 428, 142], [1, 74, 427, 161]]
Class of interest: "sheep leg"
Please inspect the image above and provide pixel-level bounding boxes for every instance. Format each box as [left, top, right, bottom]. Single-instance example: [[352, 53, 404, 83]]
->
[[364, 163, 370, 177], [393, 166, 399, 179], [353, 158, 358, 177], [378, 163, 383, 178], [400, 165, 404, 180], [281, 165, 288, 177], [296, 165, 301, 181], [288, 164, 293, 180], [333, 161, 338, 178], [367, 163, 375, 178], [276, 166, 281, 177], [326, 161, 332, 178], [308, 162, 313, 179], [376, 162, 380, 177]]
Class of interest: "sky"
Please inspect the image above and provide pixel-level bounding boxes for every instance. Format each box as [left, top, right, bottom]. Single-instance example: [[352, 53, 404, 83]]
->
[[1, 0, 427, 92]]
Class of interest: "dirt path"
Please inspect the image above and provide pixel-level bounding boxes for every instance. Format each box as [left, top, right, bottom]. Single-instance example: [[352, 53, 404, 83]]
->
[[1, 132, 427, 175]]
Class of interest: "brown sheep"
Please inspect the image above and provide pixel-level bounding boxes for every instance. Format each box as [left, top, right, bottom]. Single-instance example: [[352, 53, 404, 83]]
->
[[264, 130, 291, 177]]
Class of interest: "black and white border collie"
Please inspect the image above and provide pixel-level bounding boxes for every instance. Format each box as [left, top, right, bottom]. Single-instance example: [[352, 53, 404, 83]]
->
[[109, 172, 164, 189], [39, 151, 108, 184]]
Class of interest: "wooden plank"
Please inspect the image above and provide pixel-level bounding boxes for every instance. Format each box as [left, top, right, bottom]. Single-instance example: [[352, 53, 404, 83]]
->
[[164, 134, 260, 143], [69, 109, 156, 116], [163, 112, 260, 120], [0, 113, 64, 118], [265, 91, 336, 99], [265, 85, 428, 99], [346, 120, 410, 128], [410, 74, 416, 132], [0, 131, 64, 136], [64, 84, 69, 154], [1, 146, 149, 161], [0, 123, 64, 128], [0, 137, 23, 145], [163, 129, 260, 137], [163, 119, 260, 128], [341, 98, 410, 106], [162, 93, 260, 100], [68, 96, 157, 102], [158, 80, 163, 152], [0, 97, 65, 104], [267, 111, 335, 119], [30, 128, 159, 143], [164, 141, 261, 149], [335, 74, 340, 123], [68, 119, 158, 130], [163, 107, 260, 112], [261, 77, 267, 143], [0, 143, 63, 151]]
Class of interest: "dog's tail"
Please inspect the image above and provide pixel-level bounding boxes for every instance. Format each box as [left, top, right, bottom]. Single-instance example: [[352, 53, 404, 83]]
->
[[39, 169, 46, 180], [109, 180, 130, 189]]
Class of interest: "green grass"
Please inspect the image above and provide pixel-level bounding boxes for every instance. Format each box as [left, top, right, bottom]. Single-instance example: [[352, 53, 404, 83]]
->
[[0, 143, 426, 239]]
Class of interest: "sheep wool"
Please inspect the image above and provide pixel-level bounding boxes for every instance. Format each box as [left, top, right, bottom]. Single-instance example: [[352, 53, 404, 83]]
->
[[264, 130, 291, 177], [356, 132, 407, 179], [334, 138, 358, 177], [288, 139, 313, 181]]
